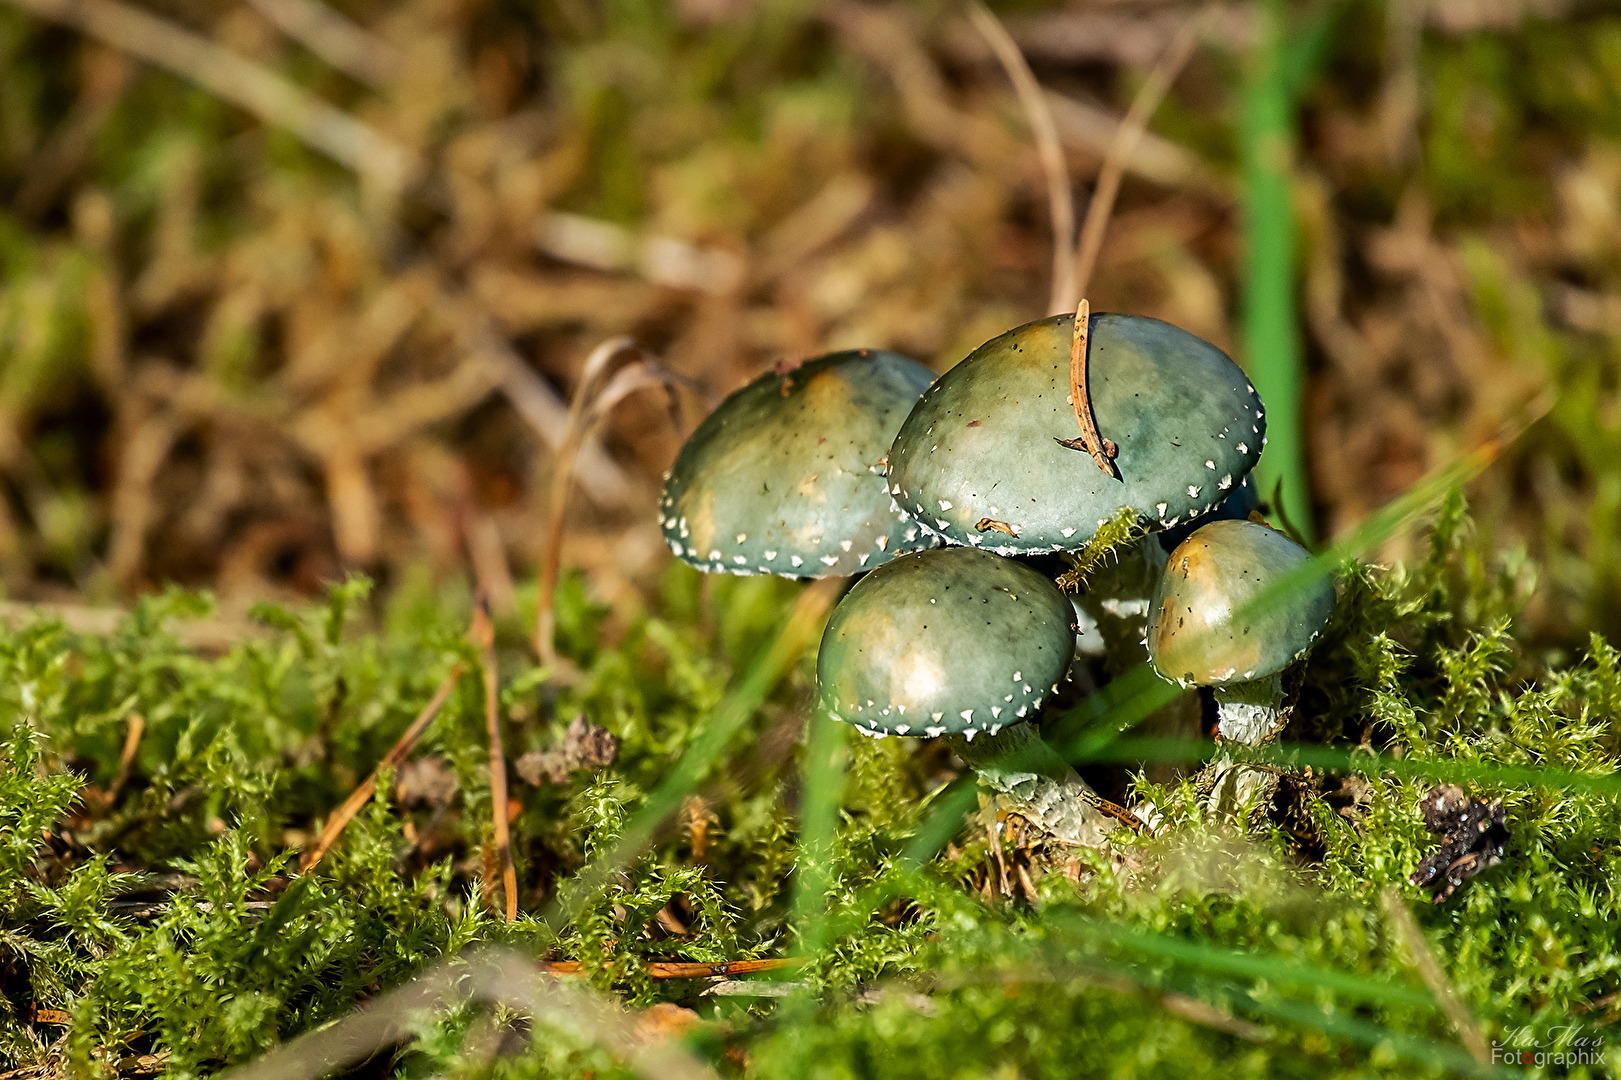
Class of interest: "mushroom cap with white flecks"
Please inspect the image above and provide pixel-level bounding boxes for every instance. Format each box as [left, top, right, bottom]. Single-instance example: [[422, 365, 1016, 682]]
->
[[1146, 519, 1336, 688], [1157, 471, 1261, 553], [815, 547, 1074, 738], [886, 313, 1264, 555], [660, 349, 936, 578]]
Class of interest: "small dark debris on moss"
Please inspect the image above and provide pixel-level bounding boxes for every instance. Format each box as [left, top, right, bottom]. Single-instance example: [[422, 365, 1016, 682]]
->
[[1409, 784, 1509, 903]]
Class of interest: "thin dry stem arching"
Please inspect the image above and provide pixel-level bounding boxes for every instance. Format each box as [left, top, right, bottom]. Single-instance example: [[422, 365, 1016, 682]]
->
[[534, 338, 688, 666], [968, 1, 1076, 316], [1072, 8, 1210, 300]]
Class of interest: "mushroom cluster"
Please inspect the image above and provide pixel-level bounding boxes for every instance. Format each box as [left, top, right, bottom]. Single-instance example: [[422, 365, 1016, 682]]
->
[[659, 310, 1333, 842]]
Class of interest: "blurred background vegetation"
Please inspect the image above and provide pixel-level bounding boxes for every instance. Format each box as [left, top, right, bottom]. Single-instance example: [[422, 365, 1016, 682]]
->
[[0, 0, 1617, 641]]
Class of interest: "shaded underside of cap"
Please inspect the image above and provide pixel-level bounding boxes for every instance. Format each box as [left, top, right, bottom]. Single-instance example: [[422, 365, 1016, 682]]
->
[[1146, 518, 1336, 688], [661, 349, 935, 577], [815, 547, 1075, 738], [886, 313, 1264, 556]]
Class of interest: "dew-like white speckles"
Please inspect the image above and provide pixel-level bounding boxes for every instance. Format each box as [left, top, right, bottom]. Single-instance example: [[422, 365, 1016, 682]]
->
[[935, 519, 950, 530], [960, 709, 974, 722], [791, 555, 804, 567], [895, 725, 910, 734], [1219, 475, 1232, 490], [765, 550, 778, 561], [1236, 443, 1248, 454], [931, 712, 944, 722], [939, 499, 953, 511], [1187, 485, 1200, 498], [1205, 460, 1216, 469], [905, 527, 918, 541], [736, 533, 747, 544], [1016, 706, 1027, 717], [1262, 436, 1268, 446], [1013, 672, 1022, 681], [733, 555, 746, 565], [859, 552, 870, 565], [925, 726, 945, 737], [968, 534, 982, 546], [963, 729, 977, 742], [989, 724, 1001, 736], [1022, 684, 1031, 693], [820, 555, 840, 566], [876, 535, 888, 551], [1156, 502, 1168, 516], [709, 549, 722, 560], [1061, 527, 1075, 538], [991, 706, 1002, 718]]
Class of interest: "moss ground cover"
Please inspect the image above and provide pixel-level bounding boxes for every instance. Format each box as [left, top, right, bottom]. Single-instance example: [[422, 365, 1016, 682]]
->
[[0, 499, 1612, 1077]]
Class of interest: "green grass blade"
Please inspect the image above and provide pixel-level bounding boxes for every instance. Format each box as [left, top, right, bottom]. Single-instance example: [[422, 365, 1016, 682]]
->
[[1242, 0, 1311, 539], [543, 578, 841, 935], [792, 705, 849, 958]]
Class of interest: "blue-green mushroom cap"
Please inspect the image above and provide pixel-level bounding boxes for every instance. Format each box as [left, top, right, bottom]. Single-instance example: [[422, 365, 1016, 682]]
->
[[815, 547, 1075, 739], [1147, 519, 1335, 688], [886, 313, 1263, 555], [660, 349, 935, 577], [1159, 472, 1261, 552]]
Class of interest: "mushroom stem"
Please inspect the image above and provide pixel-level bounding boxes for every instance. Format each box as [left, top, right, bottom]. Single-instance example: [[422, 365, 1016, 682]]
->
[[1205, 674, 1285, 817], [1211, 673, 1285, 746], [945, 724, 1116, 846]]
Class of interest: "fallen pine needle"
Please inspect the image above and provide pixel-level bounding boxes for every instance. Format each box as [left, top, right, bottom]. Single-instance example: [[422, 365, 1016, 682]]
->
[[473, 599, 519, 921], [299, 660, 466, 873], [536, 956, 806, 979]]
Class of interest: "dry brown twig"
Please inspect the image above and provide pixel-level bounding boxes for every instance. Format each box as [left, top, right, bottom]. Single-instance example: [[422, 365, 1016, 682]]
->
[[218, 946, 722, 1080], [299, 661, 466, 874], [3, 0, 420, 194], [1072, 6, 1211, 300], [1055, 299, 1119, 478], [100, 712, 144, 808], [1380, 886, 1491, 1066], [0, 600, 265, 651], [472, 600, 519, 922], [967, 1, 1075, 317], [243, 0, 400, 90]]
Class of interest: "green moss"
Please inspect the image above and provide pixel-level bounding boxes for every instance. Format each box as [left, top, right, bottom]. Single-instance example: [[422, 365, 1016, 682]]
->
[[0, 505, 1614, 1077]]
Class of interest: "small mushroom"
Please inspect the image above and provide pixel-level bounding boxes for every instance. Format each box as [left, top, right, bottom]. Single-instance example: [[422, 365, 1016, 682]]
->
[[815, 546, 1116, 845], [1145, 518, 1335, 814], [660, 349, 935, 578]]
